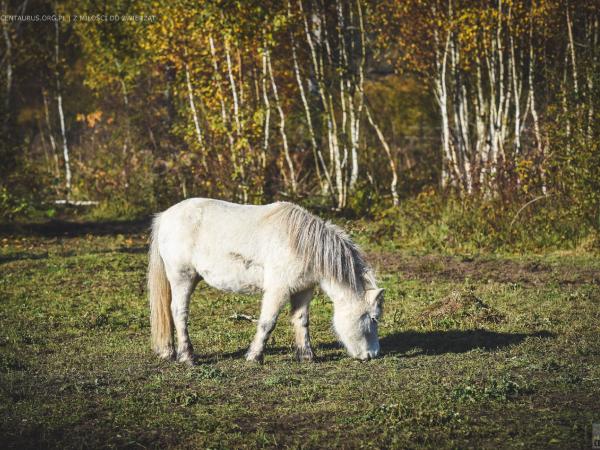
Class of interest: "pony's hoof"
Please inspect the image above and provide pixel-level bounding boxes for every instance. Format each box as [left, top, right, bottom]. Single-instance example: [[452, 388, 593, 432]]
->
[[177, 355, 196, 366], [177, 352, 196, 366], [245, 352, 264, 364], [156, 346, 176, 361], [295, 347, 314, 362]]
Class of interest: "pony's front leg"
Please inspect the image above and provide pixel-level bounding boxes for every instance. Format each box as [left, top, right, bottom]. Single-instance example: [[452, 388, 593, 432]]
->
[[290, 289, 314, 361], [168, 270, 199, 365], [246, 289, 289, 363]]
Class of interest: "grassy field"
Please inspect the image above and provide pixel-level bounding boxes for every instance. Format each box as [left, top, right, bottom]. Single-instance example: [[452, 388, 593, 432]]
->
[[1, 219, 599, 449]]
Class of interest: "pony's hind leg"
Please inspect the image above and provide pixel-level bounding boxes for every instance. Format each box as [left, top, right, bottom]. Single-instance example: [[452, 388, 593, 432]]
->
[[290, 289, 314, 361], [166, 267, 199, 365], [246, 288, 289, 363]]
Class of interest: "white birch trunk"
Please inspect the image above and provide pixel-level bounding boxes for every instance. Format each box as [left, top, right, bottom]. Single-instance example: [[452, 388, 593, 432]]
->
[[208, 35, 230, 130], [349, 0, 366, 191], [266, 48, 297, 194], [299, 0, 344, 207], [586, 16, 597, 143], [566, 4, 579, 96], [55, 19, 71, 197], [287, 2, 330, 192], [434, 25, 456, 188], [260, 43, 270, 173], [208, 34, 235, 168], [1, 2, 11, 112], [527, 24, 546, 194], [316, 2, 345, 207], [365, 105, 399, 206], [42, 89, 60, 177], [224, 39, 242, 136], [184, 61, 208, 171], [474, 59, 487, 190], [184, 62, 203, 148], [510, 35, 522, 156]]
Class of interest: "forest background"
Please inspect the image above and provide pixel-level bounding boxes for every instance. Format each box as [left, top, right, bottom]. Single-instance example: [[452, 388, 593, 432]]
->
[[1, 0, 599, 252]]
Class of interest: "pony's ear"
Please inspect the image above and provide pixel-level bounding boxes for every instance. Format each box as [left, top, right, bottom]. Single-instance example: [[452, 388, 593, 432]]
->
[[366, 288, 384, 306]]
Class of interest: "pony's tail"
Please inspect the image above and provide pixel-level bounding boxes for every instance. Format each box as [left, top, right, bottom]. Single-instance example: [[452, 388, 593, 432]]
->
[[148, 215, 174, 359]]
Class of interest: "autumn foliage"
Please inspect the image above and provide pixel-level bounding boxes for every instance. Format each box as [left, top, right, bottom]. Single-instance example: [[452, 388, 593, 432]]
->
[[0, 0, 598, 239]]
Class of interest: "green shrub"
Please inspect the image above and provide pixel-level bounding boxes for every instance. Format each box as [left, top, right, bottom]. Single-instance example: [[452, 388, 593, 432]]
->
[[364, 192, 595, 253]]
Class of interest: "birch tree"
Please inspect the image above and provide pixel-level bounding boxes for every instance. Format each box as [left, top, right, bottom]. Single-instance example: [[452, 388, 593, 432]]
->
[[54, 16, 71, 198], [294, 0, 369, 208]]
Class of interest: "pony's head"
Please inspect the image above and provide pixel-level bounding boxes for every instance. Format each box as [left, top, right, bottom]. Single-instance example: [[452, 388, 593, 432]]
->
[[331, 285, 384, 360]]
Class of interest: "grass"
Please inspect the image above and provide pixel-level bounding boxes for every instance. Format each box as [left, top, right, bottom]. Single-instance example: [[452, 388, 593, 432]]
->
[[0, 220, 599, 449]]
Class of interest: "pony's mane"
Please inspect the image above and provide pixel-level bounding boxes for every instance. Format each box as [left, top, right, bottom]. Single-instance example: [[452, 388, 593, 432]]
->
[[270, 202, 368, 290]]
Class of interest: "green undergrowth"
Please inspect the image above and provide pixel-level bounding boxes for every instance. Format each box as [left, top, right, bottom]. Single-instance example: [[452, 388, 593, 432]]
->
[[4, 191, 599, 256], [348, 194, 599, 254], [0, 226, 599, 448]]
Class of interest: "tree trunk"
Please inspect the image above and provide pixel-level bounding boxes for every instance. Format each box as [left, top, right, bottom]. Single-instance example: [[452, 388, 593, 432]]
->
[[184, 61, 206, 170], [208, 34, 242, 191], [265, 47, 297, 194], [287, 2, 330, 193], [1, 1, 11, 112], [566, 3, 578, 97], [55, 18, 71, 198], [224, 38, 242, 137], [260, 42, 270, 175], [42, 89, 60, 178], [299, 0, 344, 208], [527, 23, 546, 194], [365, 105, 399, 206], [350, 0, 366, 191], [434, 24, 456, 188]]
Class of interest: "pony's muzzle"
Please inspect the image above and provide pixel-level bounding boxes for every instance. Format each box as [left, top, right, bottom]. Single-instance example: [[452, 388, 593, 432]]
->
[[357, 349, 379, 361]]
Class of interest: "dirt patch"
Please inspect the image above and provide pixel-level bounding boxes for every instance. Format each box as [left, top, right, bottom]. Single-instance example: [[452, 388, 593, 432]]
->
[[418, 290, 505, 326], [235, 410, 335, 435], [367, 252, 600, 286]]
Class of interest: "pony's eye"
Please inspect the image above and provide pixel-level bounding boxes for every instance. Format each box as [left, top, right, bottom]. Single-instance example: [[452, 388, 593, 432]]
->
[[370, 316, 378, 323]]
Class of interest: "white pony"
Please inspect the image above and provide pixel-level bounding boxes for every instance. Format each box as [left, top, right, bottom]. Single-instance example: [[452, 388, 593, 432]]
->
[[148, 198, 384, 364]]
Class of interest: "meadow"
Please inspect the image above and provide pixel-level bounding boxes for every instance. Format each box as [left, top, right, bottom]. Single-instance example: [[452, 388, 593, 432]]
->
[[1, 219, 599, 449], [2, 1, 599, 447]]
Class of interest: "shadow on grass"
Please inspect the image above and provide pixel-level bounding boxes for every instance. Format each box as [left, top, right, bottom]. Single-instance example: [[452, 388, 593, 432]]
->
[[0, 246, 147, 265], [197, 330, 554, 364], [379, 329, 554, 357], [308, 329, 554, 362], [0, 218, 150, 238], [198, 342, 343, 364], [0, 252, 49, 264], [199, 345, 296, 364]]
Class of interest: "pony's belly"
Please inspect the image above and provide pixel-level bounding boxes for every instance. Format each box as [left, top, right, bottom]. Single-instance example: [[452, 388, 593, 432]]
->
[[197, 260, 263, 294]]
